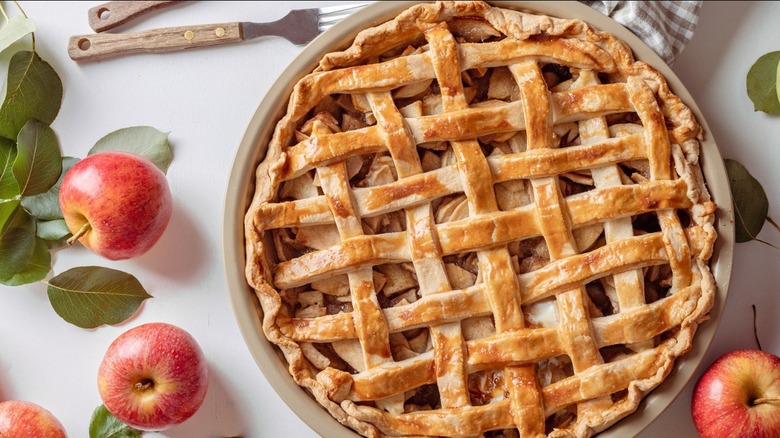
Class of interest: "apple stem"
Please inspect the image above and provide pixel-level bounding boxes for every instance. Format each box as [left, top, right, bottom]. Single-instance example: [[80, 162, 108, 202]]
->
[[135, 379, 154, 391], [768, 216, 780, 233], [753, 397, 780, 405], [65, 222, 91, 246], [752, 304, 764, 352]]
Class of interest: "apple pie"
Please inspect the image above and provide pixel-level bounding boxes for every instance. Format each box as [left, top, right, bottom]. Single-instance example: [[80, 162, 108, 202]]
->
[[243, 1, 718, 436]]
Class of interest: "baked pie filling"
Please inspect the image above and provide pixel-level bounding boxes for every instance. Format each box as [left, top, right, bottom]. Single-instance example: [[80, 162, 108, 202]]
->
[[244, 2, 718, 436]]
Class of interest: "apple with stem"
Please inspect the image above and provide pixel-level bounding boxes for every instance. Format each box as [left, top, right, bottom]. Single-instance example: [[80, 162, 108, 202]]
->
[[97, 322, 209, 431], [59, 151, 172, 260], [692, 349, 780, 437], [0, 400, 67, 437]]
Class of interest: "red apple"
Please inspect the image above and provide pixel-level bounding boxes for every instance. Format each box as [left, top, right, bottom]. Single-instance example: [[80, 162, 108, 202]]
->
[[0, 400, 67, 437], [97, 322, 209, 431], [59, 151, 172, 260], [692, 349, 780, 437]]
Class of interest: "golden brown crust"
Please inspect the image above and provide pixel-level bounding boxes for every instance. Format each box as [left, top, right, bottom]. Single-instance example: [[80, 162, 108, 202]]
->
[[243, 2, 717, 437]]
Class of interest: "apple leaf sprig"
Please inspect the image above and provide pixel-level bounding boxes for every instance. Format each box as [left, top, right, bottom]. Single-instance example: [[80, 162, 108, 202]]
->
[[0, 4, 168, 328], [89, 405, 142, 438], [728, 53, 780, 250]]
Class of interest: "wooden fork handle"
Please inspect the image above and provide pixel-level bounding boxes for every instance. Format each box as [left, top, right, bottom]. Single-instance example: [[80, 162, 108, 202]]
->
[[68, 22, 243, 61], [88, 1, 182, 32]]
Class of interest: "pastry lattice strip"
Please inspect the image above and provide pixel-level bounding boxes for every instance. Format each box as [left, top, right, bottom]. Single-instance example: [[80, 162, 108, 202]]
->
[[423, 22, 543, 434], [311, 120, 403, 416], [269, 181, 693, 289], [367, 88, 471, 409], [282, 231, 701, 341]]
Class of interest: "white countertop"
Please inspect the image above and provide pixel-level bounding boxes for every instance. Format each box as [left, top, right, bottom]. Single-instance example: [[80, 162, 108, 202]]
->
[[1, 2, 777, 437]]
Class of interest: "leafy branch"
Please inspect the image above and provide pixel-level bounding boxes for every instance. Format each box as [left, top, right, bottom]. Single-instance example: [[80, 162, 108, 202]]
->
[[0, 5, 171, 328], [736, 52, 780, 251]]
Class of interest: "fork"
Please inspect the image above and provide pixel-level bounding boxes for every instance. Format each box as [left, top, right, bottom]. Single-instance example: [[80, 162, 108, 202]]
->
[[67, 3, 368, 62]]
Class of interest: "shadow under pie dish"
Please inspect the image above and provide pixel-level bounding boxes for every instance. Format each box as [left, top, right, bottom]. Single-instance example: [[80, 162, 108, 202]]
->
[[227, 1, 733, 437]]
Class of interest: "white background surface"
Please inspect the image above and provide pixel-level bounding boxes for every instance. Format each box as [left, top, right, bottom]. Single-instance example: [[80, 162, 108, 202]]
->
[[0, 2, 777, 437]]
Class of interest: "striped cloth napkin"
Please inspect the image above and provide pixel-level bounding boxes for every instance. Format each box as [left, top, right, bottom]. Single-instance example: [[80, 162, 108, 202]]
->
[[580, 1, 702, 64]]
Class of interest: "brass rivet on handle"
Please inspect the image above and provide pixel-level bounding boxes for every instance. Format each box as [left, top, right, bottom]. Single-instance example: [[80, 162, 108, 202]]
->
[[215, 27, 226, 37], [184, 30, 195, 41]]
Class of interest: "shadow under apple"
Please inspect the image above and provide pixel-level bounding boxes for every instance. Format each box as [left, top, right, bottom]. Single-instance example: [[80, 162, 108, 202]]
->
[[135, 202, 209, 285], [146, 366, 246, 438], [0, 365, 8, 401]]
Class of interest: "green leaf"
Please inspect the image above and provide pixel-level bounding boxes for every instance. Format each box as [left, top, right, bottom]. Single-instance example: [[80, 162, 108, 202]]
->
[[89, 405, 142, 438], [89, 126, 172, 174], [21, 156, 77, 219], [0, 202, 35, 279], [725, 159, 769, 243], [36, 218, 70, 241], [0, 50, 63, 140], [1, 236, 50, 286], [776, 58, 780, 108], [13, 119, 61, 196], [38, 218, 71, 250], [747, 51, 780, 114], [46, 266, 153, 328], [0, 16, 35, 54], [0, 136, 18, 199], [0, 197, 19, 229]]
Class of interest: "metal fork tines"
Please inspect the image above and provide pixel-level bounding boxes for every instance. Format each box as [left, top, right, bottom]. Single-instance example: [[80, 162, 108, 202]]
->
[[318, 3, 370, 32], [242, 3, 369, 45]]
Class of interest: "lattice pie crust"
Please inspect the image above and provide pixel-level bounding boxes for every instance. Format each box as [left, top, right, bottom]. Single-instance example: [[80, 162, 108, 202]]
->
[[244, 2, 718, 437]]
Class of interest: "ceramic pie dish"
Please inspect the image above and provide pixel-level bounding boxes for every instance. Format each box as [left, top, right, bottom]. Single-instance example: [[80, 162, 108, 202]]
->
[[223, 2, 734, 437]]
